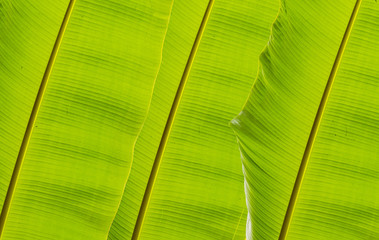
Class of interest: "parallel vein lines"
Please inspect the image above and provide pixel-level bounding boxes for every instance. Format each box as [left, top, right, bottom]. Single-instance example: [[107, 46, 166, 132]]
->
[[131, 0, 215, 239], [278, 0, 362, 239], [106, 0, 176, 238], [0, 0, 76, 237]]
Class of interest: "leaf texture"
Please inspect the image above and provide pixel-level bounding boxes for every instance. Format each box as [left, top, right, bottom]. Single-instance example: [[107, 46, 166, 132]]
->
[[0, 0, 70, 211], [287, 1, 379, 239], [108, 0, 210, 239], [0, 0, 281, 239], [132, 0, 279, 239], [0, 0, 174, 239], [4, 0, 373, 239], [231, 0, 378, 239]]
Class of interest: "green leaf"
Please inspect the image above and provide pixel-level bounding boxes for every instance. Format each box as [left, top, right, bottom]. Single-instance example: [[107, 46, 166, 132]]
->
[[0, 0, 174, 239], [1, 0, 280, 239], [122, 0, 279, 239], [0, 0, 71, 212], [108, 0, 211, 239], [231, 0, 379, 239]]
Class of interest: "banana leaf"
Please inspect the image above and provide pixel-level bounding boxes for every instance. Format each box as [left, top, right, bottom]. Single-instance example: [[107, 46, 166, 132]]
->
[[0, 0, 278, 239], [3, 0, 376, 239], [0, 0, 174, 238], [0, 0, 70, 212], [231, 0, 379, 239], [112, 0, 279, 239]]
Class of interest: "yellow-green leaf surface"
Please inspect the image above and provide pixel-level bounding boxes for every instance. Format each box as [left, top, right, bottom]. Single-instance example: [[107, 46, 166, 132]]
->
[[231, 0, 378, 239], [108, 0, 210, 239], [1, 0, 282, 239], [0, 0, 174, 239], [0, 0, 70, 211], [129, 0, 279, 239], [287, 1, 379, 239]]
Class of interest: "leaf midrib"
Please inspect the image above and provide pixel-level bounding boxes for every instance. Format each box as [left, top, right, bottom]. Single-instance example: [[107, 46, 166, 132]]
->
[[130, 0, 215, 239], [0, 0, 77, 237], [278, 0, 363, 239]]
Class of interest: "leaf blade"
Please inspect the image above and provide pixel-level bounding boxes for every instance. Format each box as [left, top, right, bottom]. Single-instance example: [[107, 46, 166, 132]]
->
[[1, 1, 174, 239], [135, 0, 279, 239], [231, 0, 358, 239], [287, 1, 379, 238], [0, 0, 71, 212], [108, 1, 210, 239]]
